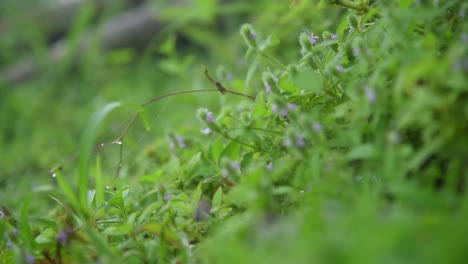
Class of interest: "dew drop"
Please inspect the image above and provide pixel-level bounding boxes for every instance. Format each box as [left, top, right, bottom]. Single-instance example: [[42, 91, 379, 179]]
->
[[51, 172, 57, 178], [105, 185, 111, 190], [100, 143, 105, 147], [115, 141, 122, 145]]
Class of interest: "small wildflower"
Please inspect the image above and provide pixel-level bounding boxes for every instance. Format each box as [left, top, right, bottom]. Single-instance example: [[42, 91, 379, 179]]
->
[[201, 127, 212, 135], [26, 254, 35, 264], [231, 162, 241, 170], [336, 65, 345, 72], [221, 169, 229, 178], [175, 135, 187, 148], [164, 194, 172, 201], [271, 104, 278, 113], [206, 111, 214, 122], [296, 135, 305, 148], [226, 74, 233, 82], [280, 109, 288, 117], [57, 231, 68, 245], [331, 33, 339, 40], [365, 86, 377, 104], [251, 30, 258, 40], [288, 103, 297, 110], [0, 210, 4, 218], [309, 33, 319, 44], [266, 161, 273, 171], [312, 122, 323, 132], [265, 85, 272, 93]]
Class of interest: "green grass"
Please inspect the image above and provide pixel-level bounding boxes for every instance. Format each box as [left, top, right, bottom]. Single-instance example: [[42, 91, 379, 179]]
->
[[1, 1, 467, 263]]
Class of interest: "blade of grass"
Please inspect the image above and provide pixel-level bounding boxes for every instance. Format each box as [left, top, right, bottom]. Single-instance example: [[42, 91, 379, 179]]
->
[[78, 102, 122, 217]]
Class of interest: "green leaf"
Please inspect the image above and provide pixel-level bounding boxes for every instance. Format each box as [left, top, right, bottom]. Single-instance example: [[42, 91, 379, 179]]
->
[[79, 102, 122, 216], [259, 34, 280, 51], [139, 108, 152, 131], [186, 152, 202, 175], [35, 228, 55, 244], [102, 224, 133, 236], [191, 183, 203, 218], [220, 140, 240, 160], [347, 144, 377, 160], [212, 138, 224, 164], [212, 187, 223, 209]]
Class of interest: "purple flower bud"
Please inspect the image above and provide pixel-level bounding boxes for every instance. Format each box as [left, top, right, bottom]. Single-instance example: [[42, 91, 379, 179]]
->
[[57, 231, 68, 245], [265, 85, 272, 93], [296, 136, 305, 147], [251, 31, 258, 40], [312, 122, 323, 132], [227, 74, 233, 82], [266, 161, 273, 171], [365, 86, 377, 104], [175, 135, 187, 148], [164, 194, 172, 201], [26, 254, 35, 264], [288, 103, 297, 110], [271, 104, 278, 113], [331, 33, 339, 40], [206, 111, 214, 122], [309, 34, 319, 44], [336, 65, 345, 72], [201, 127, 212, 135], [231, 162, 241, 170], [281, 109, 288, 117]]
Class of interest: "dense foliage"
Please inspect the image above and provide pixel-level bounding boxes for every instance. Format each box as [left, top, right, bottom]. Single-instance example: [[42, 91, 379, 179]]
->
[[1, 0, 467, 263]]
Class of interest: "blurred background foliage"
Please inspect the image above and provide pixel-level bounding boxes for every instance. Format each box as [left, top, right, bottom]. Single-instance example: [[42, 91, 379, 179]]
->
[[0, 0, 336, 184]]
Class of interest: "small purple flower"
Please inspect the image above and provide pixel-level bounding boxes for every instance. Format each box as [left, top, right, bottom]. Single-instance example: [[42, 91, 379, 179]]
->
[[280, 109, 288, 117], [331, 33, 339, 40], [206, 111, 214, 122], [365, 86, 377, 104], [251, 31, 258, 40], [336, 65, 345, 72], [201, 127, 212, 135], [266, 161, 273, 171], [296, 135, 305, 148], [26, 254, 35, 264], [226, 74, 233, 82], [265, 85, 272, 93], [230, 162, 241, 170], [312, 122, 323, 132], [309, 33, 319, 45], [288, 103, 297, 110], [57, 231, 68, 245], [175, 135, 187, 148], [164, 194, 172, 201], [271, 104, 278, 113]]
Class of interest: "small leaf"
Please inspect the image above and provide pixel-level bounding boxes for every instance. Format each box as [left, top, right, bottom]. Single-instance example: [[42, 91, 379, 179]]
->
[[35, 228, 55, 244], [191, 183, 203, 218], [186, 152, 202, 174], [139, 108, 151, 131], [259, 34, 280, 51], [220, 140, 240, 160], [212, 138, 224, 164], [212, 187, 223, 209]]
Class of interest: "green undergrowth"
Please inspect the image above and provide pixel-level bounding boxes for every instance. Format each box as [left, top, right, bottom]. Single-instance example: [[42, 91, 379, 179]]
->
[[1, 1, 468, 263]]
